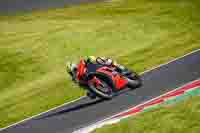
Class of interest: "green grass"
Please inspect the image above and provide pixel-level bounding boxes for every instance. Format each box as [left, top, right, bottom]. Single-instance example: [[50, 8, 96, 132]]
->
[[0, 0, 200, 128], [93, 96, 200, 133]]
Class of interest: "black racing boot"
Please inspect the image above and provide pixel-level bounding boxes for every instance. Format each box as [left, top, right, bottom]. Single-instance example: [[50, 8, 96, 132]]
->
[[116, 65, 132, 76]]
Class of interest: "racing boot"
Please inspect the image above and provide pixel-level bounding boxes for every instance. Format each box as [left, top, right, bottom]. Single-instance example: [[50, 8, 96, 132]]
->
[[116, 65, 132, 76]]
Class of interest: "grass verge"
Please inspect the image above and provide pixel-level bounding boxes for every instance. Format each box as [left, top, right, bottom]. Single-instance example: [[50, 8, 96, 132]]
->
[[93, 96, 200, 133]]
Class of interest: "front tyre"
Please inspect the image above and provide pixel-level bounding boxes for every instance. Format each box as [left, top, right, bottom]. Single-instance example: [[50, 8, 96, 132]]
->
[[88, 75, 114, 100], [86, 92, 97, 99]]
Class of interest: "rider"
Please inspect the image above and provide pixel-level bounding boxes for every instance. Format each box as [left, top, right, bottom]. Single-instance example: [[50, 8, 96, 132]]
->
[[66, 56, 125, 99], [66, 56, 126, 79], [66, 56, 132, 99]]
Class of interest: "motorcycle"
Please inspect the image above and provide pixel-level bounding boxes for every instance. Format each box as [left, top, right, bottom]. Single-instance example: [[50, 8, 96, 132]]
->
[[69, 57, 142, 99]]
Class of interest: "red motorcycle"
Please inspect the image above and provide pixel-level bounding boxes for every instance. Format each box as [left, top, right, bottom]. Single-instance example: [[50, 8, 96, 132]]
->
[[70, 58, 142, 99]]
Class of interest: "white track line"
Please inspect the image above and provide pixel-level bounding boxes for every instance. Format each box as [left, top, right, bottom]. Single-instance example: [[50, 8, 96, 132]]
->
[[111, 78, 200, 118], [1, 48, 200, 131], [74, 78, 200, 133], [140, 48, 200, 75], [0, 96, 86, 131]]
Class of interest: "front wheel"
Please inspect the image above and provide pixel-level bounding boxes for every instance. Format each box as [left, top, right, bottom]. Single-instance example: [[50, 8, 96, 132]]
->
[[88, 75, 114, 99]]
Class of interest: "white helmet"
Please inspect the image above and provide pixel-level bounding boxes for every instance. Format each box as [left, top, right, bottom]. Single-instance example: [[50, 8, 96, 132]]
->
[[66, 62, 77, 73]]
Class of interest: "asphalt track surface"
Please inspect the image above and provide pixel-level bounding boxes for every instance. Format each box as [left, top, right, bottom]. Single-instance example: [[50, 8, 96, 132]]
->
[[0, 0, 104, 14], [1, 50, 200, 133]]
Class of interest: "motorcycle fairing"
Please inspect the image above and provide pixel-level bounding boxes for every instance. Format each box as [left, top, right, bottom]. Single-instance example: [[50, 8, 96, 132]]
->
[[96, 67, 128, 90], [76, 59, 87, 81]]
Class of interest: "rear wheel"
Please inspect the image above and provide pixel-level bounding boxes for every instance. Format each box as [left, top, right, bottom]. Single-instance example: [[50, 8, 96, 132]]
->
[[126, 71, 142, 88]]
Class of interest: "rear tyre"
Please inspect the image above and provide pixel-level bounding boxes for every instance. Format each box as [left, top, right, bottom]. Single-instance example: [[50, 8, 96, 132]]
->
[[126, 71, 142, 89], [127, 78, 142, 89]]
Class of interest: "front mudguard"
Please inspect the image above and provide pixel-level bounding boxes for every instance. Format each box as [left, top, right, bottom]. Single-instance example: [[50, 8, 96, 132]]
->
[[87, 72, 117, 91]]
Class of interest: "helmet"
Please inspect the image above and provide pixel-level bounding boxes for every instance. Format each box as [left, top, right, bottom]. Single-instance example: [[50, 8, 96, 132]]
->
[[66, 62, 72, 73], [66, 62, 77, 73], [88, 56, 96, 63]]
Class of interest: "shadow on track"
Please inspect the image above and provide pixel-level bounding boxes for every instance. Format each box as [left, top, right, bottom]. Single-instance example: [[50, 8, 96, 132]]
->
[[36, 98, 105, 120]]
